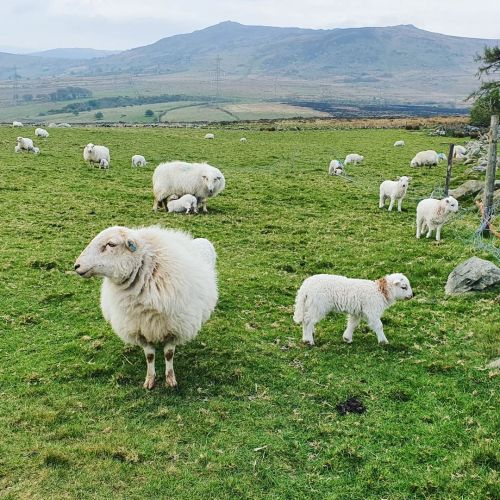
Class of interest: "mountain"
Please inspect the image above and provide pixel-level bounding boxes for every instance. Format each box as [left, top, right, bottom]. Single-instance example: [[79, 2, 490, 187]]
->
[[30, 48, 121, 60]]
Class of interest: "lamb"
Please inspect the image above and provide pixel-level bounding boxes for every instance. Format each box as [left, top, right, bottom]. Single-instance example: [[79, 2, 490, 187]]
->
[[393, 140, 405, 147], [191, 238, 217, 269], [152, 161, 225, 213], [453, 145, 467, 161], [12, 121, 23, 127], [83, 143, 110, 167], [240, 137, 247, 143], [99, 158, 109, 169], [344, 153, 364, 165], [16, 137, 34, 152], [131, 154, 147, 167], [293, 273, 413, 346], [166, 194, 198, 214], [410, 150, 440, 167], [379, 176, 411, 212], [416, 196, 459, 241], [74, 225, 218, 389], [204, 133, 215, 140], [328, 160, 344, 176], [35, 128, 49, 138]]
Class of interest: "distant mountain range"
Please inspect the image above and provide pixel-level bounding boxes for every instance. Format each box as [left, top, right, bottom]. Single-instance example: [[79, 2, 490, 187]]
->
[[0, 21, 498, 102]]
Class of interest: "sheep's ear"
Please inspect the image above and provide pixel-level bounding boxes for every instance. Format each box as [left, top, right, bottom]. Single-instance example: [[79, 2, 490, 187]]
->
[[126, 239, 137, 252], [445, 198, 450, 204], [392, 278, 401, 286]]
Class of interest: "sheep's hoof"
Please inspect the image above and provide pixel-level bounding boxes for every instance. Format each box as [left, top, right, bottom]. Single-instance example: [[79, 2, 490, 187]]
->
[[166, 370, 177, 388], [143, 376, 156, 390], [342, 335, 353, 343], [302, 339, 315, 347], [378, 339, 389, 345]]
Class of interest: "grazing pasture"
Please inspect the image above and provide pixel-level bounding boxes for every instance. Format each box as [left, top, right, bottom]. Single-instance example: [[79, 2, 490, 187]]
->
[[0, 126, 498, 498]]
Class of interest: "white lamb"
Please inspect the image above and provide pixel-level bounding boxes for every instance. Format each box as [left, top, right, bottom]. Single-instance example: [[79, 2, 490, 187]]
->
[[294, 273, 413, 346], [344, 153, 364, 165], [411, 150, 441, 167], [16, 137, 34, 152], [152, 161, 225, 213], [191, 238, 217, 269], [74, 226, 218, 389], [35, 128, 49, 138], [379, 176, 411, 212], [131, 154, 147, 167], [83, 143, 110, 167], [240, 137, 247, 143], [394, 140, 405, 147], [204, 133, 215, 140], [166, 194, 198, 214], [453, 145, 467, 161], [12, 121, 23, 127], [416, 196, 459, 241], [328, 160, 344, 175], [99, 158, 109, 169]]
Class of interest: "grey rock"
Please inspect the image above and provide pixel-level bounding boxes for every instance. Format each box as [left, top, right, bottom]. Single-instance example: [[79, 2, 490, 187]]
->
[[445, 257, 500, 295], [486, 358, 500, 369], [449, 180, 485, 200]]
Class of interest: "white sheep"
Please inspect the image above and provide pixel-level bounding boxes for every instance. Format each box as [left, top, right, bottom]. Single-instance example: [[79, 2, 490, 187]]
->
[[410, 150, 440, 167], [131, 154, 147, 167], [344, 153, 364, 165], [31, 147, 40, 155], [294, 273, 413, 346], [152, 161, 225, 213], [16, 137, 34, 152], [394, 140, 405, 147], [328, 160, 344, 175], [166, 194, 198, 214], [453, 145, 467, 161], [437, 153, 447, 162], [48, 123, 57, 128], [14, 145, 21, 153], [379, 176, 411, 212], [191, 238, 217, 269], [99, 158, 109, 169], [74, 225, 218, 389], [240, 137, 247, 143], [35, 128, 49, 138], [416, 196, 459, 241], [204, 133, 215, 140], [83, 143, 110, 167], [12, 121, 23, 127]]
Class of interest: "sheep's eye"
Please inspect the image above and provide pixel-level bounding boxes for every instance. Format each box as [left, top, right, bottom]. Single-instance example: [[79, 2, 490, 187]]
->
[[107, 242, 117, 248], [401, 285, 407, 290]]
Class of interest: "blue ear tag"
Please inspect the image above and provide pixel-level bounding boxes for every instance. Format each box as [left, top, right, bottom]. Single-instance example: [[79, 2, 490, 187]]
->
[[127, 241, 137, 252]]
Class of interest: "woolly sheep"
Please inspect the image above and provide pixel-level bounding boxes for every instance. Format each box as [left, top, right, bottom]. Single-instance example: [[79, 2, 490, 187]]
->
[[83, 143, 110, 167], [152, 161, 225, 213], [204, 133, 215, 140], [379, 176, 411, 212], [131, 154, 147, 167], [191, 238, 217, 269], [16, 137, 34, 152], [74, 225, 218, 389], [344, 153, 364, 165], [394, 140, 405, 147], [166, 194, 198, 214], [294, 273, 413, 346], [410, 150, 440, 167], [12, 121, 23, 127], [416, 196, 459, 241], [328, 160, 344, 175], [453, 145, 467, 161], [35, 128, 49, 138], [240, 137, 247, 143], [99, 158, 109, 169]]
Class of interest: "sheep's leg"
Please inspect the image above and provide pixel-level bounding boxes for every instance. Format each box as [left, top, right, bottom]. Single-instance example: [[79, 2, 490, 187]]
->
[[416, 217, 422, 238], [342, 314, 360, 343], [152, 198, 159, 211], [388, 196, 395, 211], [435, 225, 442, 241], [201, 198, 208, 213], [367, 318, 388, 345], [142, 345, 156, 390], [426, 224, 433, 238], [302, 321, 316, 346], [379, 194, 385, 209], [397, 198, 403, 212], [163, 342, 177, 388]]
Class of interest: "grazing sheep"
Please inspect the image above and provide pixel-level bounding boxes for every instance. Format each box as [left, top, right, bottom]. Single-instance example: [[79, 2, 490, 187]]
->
[[240, 137, 247, 143], [74, 225, 218, 389], [31, 147, 40, 155], [99, 158, 109, 169], [416, 196, 459, 241], [131, 154, 147, 167], [204, 133, 215, 140], [453, 145, 467, 162], [344, 153, 364, 165], [16, 137, 34, 152], [379, 176, 411, 212], [328, 160, 344, 176], [294, 273, 413, 346], [437, 153, 447, 162], [410, 150, 440, 167], [191, 238, 217, 269], [394, 140, 405, 147], [83, 143, 110, 167], [166, 194, 198, 214], [35, 128, 49, 138], [152, 161, 225, 213], [12, 121, 23, 127]]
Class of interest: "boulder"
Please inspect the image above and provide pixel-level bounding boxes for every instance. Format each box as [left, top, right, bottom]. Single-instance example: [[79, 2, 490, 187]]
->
[[445, 257, 500, 295], [449, 180, 485, 200]]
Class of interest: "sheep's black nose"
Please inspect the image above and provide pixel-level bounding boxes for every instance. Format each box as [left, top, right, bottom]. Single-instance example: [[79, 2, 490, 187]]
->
[[74, 264, 80, 271]]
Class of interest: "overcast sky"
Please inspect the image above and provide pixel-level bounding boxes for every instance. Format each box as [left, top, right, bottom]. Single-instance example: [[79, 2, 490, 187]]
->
[[2, 0, 499, 52]]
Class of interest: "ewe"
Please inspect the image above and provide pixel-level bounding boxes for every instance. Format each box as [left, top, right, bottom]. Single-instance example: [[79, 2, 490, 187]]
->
[[204, 133, 215, 140], [416, 196, 458, 241], [35, 128, 49, 138], [16, 137, 35, 152], [328, 160, 344, 176], [83, 143, 110, 167], [344, 153, 364, 165], [379, 176, 411, 212], [394, 140, 405, 147], [294, 273, 413, 346], [132, 154, 147, 167], [74, 226, 218, 389]]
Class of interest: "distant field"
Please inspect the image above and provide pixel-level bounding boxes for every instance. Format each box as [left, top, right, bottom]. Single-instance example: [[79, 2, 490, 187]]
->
[[0, 125, 498, 498]]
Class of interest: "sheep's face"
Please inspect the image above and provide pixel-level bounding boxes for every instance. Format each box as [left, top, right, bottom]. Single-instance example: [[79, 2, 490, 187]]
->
[[397, 176, 411, 189], [387, 273, 413, 301], [437, 153, 447, 162], [201, 171, 223, 196], [444, 196, 459, 214], [74, 226, 140, 282], [410, 158, 418, 167], [84, 143, 95, 155]]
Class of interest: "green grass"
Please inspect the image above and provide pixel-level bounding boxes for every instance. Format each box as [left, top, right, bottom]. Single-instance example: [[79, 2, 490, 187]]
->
[[0, 126, 498, 499]]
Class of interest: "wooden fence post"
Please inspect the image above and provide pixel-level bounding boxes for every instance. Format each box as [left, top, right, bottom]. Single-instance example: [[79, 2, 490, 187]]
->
[[483, 114, 499, 234]]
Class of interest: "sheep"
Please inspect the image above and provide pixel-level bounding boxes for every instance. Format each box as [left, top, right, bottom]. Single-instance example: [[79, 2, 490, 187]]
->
[[83, 143, 110, 167], [12, 121, 23, 127], [453, 145, 467, 162], [191, 238, 217, 269], [410, 150, 441, 167], [394, 140, 405, 147], [204, 133, 215, 140], [31, 147, 40, 155], [131, 154, 147, 167], [437, 153, 447, 162], [16, 137, 34, 152], [99, 158, 109, 169], [240, 137, 247, 143], [48, 123, 57, 128], [35, 128, 49, 138], [166, 194, 198, 214], [344, 153, 364, 165], [293, 273, 413, 346], [328, 160, 344, 176], [416, 196, 459, 241], [74, 225, 218, 389], [14, 145, 21, 153], [379, 176, 411, 212], [152, 161, 225, 213]]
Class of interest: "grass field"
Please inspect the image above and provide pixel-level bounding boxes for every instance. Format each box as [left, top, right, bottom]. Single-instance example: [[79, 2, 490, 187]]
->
[[0, 126, 498, 498]]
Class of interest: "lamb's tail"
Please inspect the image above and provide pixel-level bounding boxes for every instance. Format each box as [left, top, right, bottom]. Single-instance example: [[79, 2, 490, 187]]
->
[[293, 287, 307, 324]]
